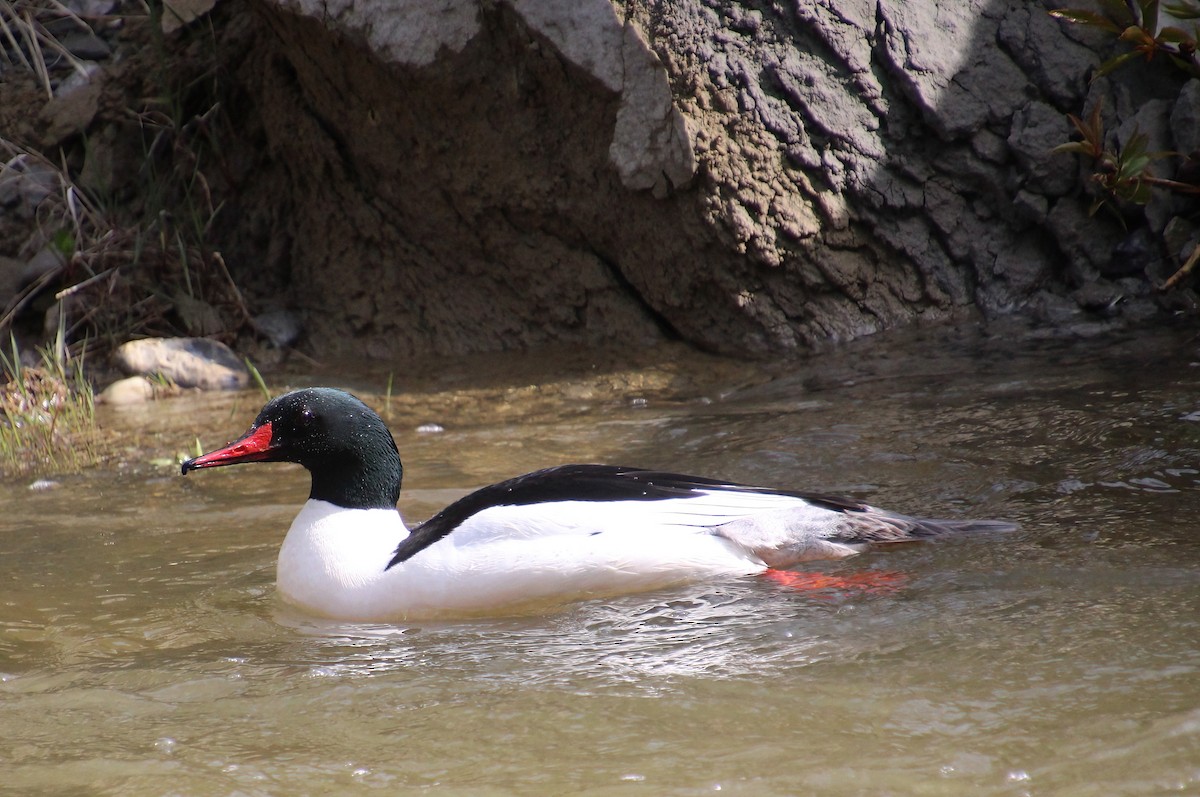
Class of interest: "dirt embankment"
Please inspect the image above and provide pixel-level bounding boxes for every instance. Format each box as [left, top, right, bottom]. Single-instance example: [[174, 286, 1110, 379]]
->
[[3, 1, 1197, 363]]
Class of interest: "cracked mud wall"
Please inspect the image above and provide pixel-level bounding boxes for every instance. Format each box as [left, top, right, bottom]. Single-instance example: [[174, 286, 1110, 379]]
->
[[203, 0, 1193, 360], [220, 3, 666, 359]]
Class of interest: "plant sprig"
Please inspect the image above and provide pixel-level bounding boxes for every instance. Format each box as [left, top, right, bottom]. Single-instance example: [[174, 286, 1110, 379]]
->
[[1051, 0, 1200, 78]]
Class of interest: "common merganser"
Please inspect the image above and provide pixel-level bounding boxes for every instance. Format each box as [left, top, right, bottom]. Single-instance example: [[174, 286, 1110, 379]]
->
[[181, 387, 1015, 621]]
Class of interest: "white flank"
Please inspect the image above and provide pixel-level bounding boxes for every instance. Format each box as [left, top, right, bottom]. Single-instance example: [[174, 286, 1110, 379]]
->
[[274, 493, 854, 621]]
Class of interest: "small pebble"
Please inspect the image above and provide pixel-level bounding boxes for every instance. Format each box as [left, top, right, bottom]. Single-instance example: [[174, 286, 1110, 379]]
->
[[416, 423, 444, 434], [97, 375, 156, 405]]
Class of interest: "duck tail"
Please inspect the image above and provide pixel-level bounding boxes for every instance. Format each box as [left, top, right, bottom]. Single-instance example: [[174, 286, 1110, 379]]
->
[[909, 518, 1019, 537]]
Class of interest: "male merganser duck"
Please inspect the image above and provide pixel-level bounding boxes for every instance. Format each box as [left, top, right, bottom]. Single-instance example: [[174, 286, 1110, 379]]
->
[[181, 387, 1014, 621]]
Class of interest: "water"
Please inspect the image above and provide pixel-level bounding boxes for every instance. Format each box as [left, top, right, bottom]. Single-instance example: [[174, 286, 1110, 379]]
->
[[3, 323, 1199, 795]]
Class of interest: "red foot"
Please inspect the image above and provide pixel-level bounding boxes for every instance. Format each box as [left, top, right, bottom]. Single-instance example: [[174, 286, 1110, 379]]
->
[[762, 568, 907, 595]]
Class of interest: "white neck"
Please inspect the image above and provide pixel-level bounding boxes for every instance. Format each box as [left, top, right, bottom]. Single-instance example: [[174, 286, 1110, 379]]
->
[[276, 499, 410, 619]]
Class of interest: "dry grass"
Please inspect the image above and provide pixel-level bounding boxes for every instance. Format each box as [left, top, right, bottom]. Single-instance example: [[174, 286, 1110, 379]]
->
[[0, 0, 93, 99], [0, 334, 99, 477], [0, 3, 248, 359]]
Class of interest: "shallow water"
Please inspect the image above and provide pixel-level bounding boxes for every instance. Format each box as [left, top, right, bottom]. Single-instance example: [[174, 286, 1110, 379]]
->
[[3, 323, 1199, 795]]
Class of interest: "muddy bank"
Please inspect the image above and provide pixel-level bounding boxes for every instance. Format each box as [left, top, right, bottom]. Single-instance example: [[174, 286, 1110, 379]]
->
[[212, 0, 1199, 359], [2, 1, 1198, 365]]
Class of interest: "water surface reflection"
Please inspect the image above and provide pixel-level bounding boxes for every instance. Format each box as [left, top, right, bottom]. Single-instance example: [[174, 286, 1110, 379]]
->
[[2, 324, 1199, 795]]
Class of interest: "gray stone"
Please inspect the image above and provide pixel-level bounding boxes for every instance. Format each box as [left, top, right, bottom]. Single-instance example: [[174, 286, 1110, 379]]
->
[[23, 245, 67, 285], [1121, 295, 1159, 321], [1047, 197, 1121, 281], [253, 309, 303, 348], [1170, 79, 1200, 156], [172, 292, 226, 336], [1026, 290, 1081, 325], [510, 0, 624, 90], [607, 22, 696, 194], [1072, 281, 1123, 314], [878, 1, 1027, 140], [994, 236, 1048, 295], [40, 72, 103, 146], [0, 255, 22, 301], [1163, 216, 1198, 264], [1008, 101, 1074, 197], [271, 0, 477, 66], [59, 0, 118, 15], [1013, 189, 1049, 224], [113, 337, 250, 390], [53, 61, 103, 97], [58, 30, 111, 60], [162, 0, 219, 34], [997, 4, 1097, 108], [0, 155, 59, 217], [1104, 227, 1160, 278], [1116, 99, 1180, 233]]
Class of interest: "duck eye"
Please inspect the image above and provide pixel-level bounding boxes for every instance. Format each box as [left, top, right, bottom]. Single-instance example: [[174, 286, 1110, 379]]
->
[[299, 408, 316, 427]]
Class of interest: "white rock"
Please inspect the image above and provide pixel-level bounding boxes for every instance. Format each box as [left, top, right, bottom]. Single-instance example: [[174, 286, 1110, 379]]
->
[[113, 337, 250, 390], [97, 375, 157, 405]]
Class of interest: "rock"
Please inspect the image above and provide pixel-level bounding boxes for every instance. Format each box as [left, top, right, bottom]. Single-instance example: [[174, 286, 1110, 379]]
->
[[252, 309, 303, 348], [172, 292, 226, 336], [1026, 290, 1081, 325], [201, 1, 1197, 359], [1007, 101, 1074, 197], [1163, 216, 1198, 266], [993, 236, 1048, 295], [97, 376, 158, 405], [57, 30, 111, 60], [0, 155, 59, 218], [1105, 228, 1160, 278], [878, 1, 1027, 140], [1072, 282, 1124, 314], [23, 245, 67, 286], [113, 337, 250, 390], [43, 296, 80, 337], [997, 4, 1097, 108], [607, 22, 696, 195], [60, 0, 118, 14], [0, 255, 23, 304], [1170, 79, 1200, 157], [53, 62, 103, 97], [162, 0, 219, 34], [273, 0, 478, 67], [275, 0, 694, 195], [39, 72, 103, 146], [1046, 198, 1122, 283], [1012, 189, 1049, 225], [1116, 98, 1176, 233], [76, 122, 139, 197]]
